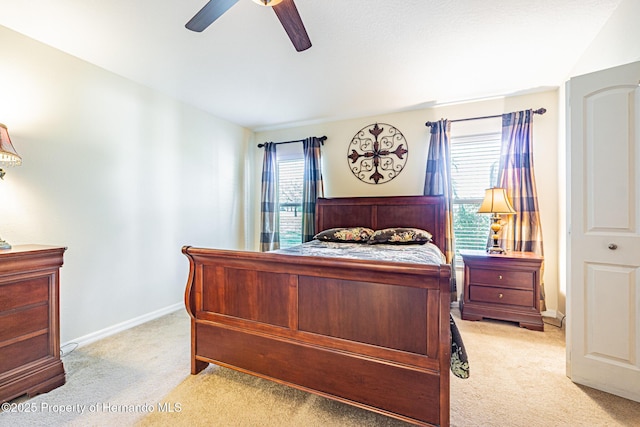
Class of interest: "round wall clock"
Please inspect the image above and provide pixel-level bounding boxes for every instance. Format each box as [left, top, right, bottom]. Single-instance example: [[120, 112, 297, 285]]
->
[[347, 123, 408, 184]]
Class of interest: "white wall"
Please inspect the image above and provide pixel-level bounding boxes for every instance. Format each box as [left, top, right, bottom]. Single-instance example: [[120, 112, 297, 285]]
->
[[0, 26, 251, 343], [253, 90, 560, 312], [570, 0, 640, 77]]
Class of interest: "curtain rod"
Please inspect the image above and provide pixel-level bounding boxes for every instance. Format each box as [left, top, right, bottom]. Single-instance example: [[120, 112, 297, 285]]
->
[[257, 135, 327, 148], [424, 108, 546, 127]]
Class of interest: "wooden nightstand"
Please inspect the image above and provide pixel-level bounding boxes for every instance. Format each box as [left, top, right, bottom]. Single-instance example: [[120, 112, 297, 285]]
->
[[0, 245, 67, 403], [460, 249, 544, 331]]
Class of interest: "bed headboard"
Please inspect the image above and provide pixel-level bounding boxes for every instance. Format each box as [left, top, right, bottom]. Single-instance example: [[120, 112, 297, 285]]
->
[[315, 195, 447, 253]]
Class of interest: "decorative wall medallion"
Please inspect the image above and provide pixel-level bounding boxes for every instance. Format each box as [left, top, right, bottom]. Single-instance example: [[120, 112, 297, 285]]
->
[[347, 123, 408, 184]]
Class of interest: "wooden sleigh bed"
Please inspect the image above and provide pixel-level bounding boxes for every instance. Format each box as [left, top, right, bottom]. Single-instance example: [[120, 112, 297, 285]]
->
[[183, 195, 453, 426]]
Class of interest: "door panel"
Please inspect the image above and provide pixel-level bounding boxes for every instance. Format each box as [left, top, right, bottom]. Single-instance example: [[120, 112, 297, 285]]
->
[[585, 87, 637, 231], [568, 60, 640, 402], [585, 263, 636, 365]]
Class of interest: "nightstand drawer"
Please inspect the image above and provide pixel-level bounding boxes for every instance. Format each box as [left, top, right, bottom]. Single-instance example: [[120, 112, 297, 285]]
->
[[468, 268, 533, 290], [469, 285, 533, 307]]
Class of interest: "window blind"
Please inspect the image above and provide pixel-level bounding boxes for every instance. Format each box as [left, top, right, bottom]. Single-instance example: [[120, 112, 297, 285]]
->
[[451, 133, 502, 259], [278, 159, 304, 248]]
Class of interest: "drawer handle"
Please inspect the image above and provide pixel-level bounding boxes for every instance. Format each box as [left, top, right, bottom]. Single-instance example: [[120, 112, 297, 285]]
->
[[608, 243, 618, 250], [498, 293, 504, 299], [498, 275, 503, 280]]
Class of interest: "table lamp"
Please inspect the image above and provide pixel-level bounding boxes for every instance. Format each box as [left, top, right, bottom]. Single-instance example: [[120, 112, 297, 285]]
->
[[477, 187, 516, 254], [0, 123, 22, 249]]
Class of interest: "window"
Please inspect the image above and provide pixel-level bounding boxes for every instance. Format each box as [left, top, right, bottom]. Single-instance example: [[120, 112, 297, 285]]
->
[[277, 158, 304, 248], [450, 133, 502, 262]]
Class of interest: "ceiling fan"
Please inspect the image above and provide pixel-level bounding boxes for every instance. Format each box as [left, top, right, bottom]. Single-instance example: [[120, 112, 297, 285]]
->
[[186, 0, 312, 52]]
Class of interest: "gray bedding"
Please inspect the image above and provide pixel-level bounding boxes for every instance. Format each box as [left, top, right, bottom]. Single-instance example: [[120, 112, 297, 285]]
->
[[273, 240, 447, 265]]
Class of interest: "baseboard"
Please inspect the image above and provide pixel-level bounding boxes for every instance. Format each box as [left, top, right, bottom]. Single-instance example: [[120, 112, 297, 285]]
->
[[62, 302, 184, 349], [542, 309, 566, 328]]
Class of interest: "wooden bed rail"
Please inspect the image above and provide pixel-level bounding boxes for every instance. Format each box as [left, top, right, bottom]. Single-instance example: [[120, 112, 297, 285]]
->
[[183, 245, 451, 426]]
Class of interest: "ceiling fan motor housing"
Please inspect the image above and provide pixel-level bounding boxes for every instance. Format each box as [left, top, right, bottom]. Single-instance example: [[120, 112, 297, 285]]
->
[[254, 0, 284, 6]]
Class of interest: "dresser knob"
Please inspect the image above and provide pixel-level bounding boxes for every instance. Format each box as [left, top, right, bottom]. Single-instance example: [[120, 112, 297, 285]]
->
[[608, 243, 618, 250], [498, 275, 503, 280], [498, 293, 504, 299]]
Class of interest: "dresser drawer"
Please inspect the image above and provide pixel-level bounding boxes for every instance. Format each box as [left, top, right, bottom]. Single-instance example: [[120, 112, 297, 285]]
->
[[0, 246, 66, 403], [0, 277, 49, 311], [469, 285, 534, 307], [468, 268, 533, 290], [0, 333, 50, 374], [0, 304, 49, 344]]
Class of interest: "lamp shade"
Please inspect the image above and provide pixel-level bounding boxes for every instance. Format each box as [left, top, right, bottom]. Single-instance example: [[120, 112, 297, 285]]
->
[[0, 123, 22, 167], [477, 187, 516, 214]]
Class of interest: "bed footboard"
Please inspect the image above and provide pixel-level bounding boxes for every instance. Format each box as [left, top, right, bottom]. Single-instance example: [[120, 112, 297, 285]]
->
[[183, 246, 451, 426]]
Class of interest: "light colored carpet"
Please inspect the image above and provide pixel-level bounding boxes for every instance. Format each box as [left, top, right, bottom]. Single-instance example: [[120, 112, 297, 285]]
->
[[1, 309, 639, 427]]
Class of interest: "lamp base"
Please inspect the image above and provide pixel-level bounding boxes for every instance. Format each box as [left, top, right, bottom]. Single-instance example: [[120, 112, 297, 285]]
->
[[486, 214, 506, 254], [0, 237, 11, 250]]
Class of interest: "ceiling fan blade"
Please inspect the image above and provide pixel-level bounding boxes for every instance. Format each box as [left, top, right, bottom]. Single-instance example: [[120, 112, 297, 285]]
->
[[186, 0, 240, 32], [272, 0, 312, 52]]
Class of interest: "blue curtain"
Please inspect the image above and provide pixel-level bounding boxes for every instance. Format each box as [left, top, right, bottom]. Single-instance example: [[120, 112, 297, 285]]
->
[[260, 142, 279, 251], [301, 137, 324, 242], [423, 119, 457, 299]]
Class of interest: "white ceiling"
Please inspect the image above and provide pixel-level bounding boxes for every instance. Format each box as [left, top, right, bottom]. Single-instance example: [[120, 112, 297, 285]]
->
[[0, 0, 622, 130]]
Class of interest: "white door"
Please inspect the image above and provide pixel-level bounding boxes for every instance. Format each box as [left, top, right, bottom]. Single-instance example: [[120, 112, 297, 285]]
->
[[567, 60, 640, 402]]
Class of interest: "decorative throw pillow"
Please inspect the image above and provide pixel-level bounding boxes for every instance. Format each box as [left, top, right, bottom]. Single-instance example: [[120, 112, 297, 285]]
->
[[368, 227, 432, 245], [313, 227, 375, 243]]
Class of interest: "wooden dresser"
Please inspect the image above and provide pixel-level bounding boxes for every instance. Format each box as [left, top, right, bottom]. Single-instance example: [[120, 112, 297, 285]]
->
[[0, 245, 66, 403], [460, 249, 544, 331]]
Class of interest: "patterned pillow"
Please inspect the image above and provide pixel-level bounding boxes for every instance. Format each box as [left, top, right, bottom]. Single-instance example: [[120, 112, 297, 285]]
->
[[368, 227, 432, 245], [314, 227, 375, 243]]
